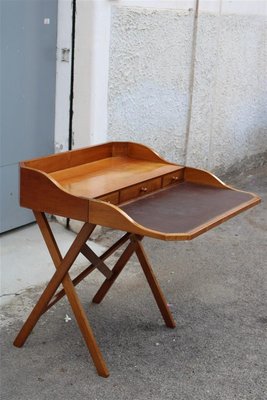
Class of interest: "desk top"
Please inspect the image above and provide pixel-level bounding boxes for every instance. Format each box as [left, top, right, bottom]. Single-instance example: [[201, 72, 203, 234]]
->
[[20, 142, 260, 240], [50, 156, 180, 199]]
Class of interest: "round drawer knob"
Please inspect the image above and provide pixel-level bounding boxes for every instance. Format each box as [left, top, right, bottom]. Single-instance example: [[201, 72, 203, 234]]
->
[[140, 187, 148, 192], [172, 176, 179, 181]]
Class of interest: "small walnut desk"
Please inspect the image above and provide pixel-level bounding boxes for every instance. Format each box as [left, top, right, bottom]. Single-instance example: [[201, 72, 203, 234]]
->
[[14, 142, 260, 377]]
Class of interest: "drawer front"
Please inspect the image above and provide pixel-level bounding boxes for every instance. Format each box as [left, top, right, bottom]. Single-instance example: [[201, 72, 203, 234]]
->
[[162, 169, 184, 187], [98, 191, 119, 204], [120, 178, 161, 203]]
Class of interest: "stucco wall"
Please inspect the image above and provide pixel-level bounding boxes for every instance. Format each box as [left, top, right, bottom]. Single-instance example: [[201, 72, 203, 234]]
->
[[107, 4, 267, 173]]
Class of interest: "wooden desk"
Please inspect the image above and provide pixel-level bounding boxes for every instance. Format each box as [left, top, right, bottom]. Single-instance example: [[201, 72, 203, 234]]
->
[[14, 142, 260, 377]]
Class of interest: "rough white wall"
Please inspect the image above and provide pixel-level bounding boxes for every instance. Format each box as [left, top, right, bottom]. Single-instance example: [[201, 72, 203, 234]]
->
[[187, 12, 267, 171], [107, 4, 267, 173], [108, 6, 195, 162]]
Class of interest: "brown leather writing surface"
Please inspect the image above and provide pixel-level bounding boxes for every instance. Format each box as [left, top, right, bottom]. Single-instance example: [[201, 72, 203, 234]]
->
[[122, 182, 255, 233]]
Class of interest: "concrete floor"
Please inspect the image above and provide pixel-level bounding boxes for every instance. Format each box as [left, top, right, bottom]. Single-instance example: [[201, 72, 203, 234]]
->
[[0, 166, 266, 400], [0, 220, 105, 307]]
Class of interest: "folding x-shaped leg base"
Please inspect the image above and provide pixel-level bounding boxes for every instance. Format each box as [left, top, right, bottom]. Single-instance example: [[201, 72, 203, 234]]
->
[[14, 212, 175, 377]]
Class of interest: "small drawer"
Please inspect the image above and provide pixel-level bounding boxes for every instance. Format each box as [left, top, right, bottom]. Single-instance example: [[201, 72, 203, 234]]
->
[[162, 169, 184, 187], [97, 192, 119, 205], [120, 178, 161, 203]]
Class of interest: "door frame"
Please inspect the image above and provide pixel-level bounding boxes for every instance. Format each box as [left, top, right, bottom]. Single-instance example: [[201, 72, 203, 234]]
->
[[54, 0, 73, 153]]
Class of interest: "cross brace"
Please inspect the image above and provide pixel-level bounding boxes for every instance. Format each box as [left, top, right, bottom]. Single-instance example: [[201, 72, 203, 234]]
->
[[13, 212, 175, 377]]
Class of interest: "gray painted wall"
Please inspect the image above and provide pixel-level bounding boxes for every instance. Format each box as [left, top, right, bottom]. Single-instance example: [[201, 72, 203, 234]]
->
[[0, 0, 58, 232], [107, 6, 267, 174]]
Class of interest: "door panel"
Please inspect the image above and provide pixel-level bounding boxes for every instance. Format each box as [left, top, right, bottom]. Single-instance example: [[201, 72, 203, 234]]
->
[[0, 165, 33, 232], [0, 0, 58, 232]]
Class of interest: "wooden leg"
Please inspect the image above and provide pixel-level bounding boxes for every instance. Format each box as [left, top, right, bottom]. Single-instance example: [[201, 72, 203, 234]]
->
[[14, 212, 109, 378], [92, 234, 175, 329], [131, 235, 176, 329], [13, 214, 95, 347], [44, 233, 131, 312], [57, 274, 109, 377], [81, 244, 113, 279], [92, 238, 137, 304]]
